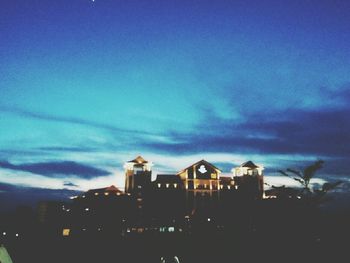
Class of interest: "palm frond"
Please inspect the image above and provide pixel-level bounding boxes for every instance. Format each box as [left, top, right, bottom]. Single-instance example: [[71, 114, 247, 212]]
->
[[286, 168, 303, 179], [303, 160, 324, 181]]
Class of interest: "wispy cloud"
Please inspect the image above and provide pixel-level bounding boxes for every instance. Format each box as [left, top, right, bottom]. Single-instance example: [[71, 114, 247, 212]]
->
[[0, 106, 158, 137], [63, 181, 79, 187], [139, 105, 350, 158], [0, 160, 110, 178]]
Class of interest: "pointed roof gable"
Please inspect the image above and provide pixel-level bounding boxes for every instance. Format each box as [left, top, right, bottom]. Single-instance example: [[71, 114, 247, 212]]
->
[[128, 156, 148, 164], [177, 159, 222, 175], [241, 161, 258, 169]]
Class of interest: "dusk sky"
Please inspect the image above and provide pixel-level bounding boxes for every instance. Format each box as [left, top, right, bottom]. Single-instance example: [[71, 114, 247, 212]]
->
[[1, 0, 350, 209]]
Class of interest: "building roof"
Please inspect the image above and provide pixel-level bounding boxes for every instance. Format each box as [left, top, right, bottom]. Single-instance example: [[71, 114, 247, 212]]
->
[[154, 174, 183, 184], [127, 156, 148, 164], [240, 161, 259, 168], [86, 185, 124, 194], [177, 159, 222, 175]]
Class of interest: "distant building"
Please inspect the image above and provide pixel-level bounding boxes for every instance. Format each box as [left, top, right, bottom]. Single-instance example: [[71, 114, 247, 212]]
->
[[61, 156, 265, 237], [63, 185, 131, 237]]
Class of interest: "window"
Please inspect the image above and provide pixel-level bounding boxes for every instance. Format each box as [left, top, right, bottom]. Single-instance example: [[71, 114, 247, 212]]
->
[[62, 229, 70, 236]]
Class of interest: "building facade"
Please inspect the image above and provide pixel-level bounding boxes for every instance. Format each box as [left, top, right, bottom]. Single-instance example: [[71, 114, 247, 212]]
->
[[60, 156, 264, 237]]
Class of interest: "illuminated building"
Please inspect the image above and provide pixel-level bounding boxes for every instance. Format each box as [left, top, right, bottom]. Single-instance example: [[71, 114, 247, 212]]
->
[[151, 174, 185, 223], [232, 161, 264, 199], [177, 160, 221, 214], [124, 156, 152, 194], [124, 156, 153, 220], [60, 157, 264, 237]]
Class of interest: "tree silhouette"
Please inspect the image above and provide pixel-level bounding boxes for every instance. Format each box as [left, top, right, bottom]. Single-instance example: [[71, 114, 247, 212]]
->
[[278, 160, 342, 202]]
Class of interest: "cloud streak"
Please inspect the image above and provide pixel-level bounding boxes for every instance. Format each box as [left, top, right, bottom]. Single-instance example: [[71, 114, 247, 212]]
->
[[0, 160, 111, 178], [140, 106, 350, 158], [0, 106, 157, 137]]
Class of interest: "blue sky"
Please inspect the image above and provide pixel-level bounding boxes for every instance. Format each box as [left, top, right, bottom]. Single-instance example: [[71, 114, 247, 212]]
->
[[1, 0, 350, 209]]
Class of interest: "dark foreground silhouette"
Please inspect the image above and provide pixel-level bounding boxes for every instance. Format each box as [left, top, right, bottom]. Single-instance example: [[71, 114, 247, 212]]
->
[[2, 199, 349, 263]]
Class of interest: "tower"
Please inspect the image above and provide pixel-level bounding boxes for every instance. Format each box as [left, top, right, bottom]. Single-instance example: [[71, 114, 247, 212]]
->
[[124, 156, 153, 194], [232, 161, 264, 199]]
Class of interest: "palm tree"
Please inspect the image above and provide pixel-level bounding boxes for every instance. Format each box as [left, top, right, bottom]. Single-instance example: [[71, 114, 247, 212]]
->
[[278, 160, 341, 201], [279, 160, 324, 192]]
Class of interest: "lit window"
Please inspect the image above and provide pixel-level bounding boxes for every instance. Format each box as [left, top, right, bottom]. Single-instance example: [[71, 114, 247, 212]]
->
[[168, 227, 175, 232], [137, 185, 142, 189], [62, 229, 70, 236], [94, 192, 99, 196], [82, 195, 86, 198], [116, 192, 120, 195], [158, 183, 161, 188], [228, 186, 231, 190], [174, 183, 177, 188], [166, 183, 169, 188], [220, 185, 223, 189], [104, 192, 109, 196]]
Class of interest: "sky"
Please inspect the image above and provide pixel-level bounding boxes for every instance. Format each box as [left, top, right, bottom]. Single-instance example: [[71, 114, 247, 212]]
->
[[1, 0, 350, 210]]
